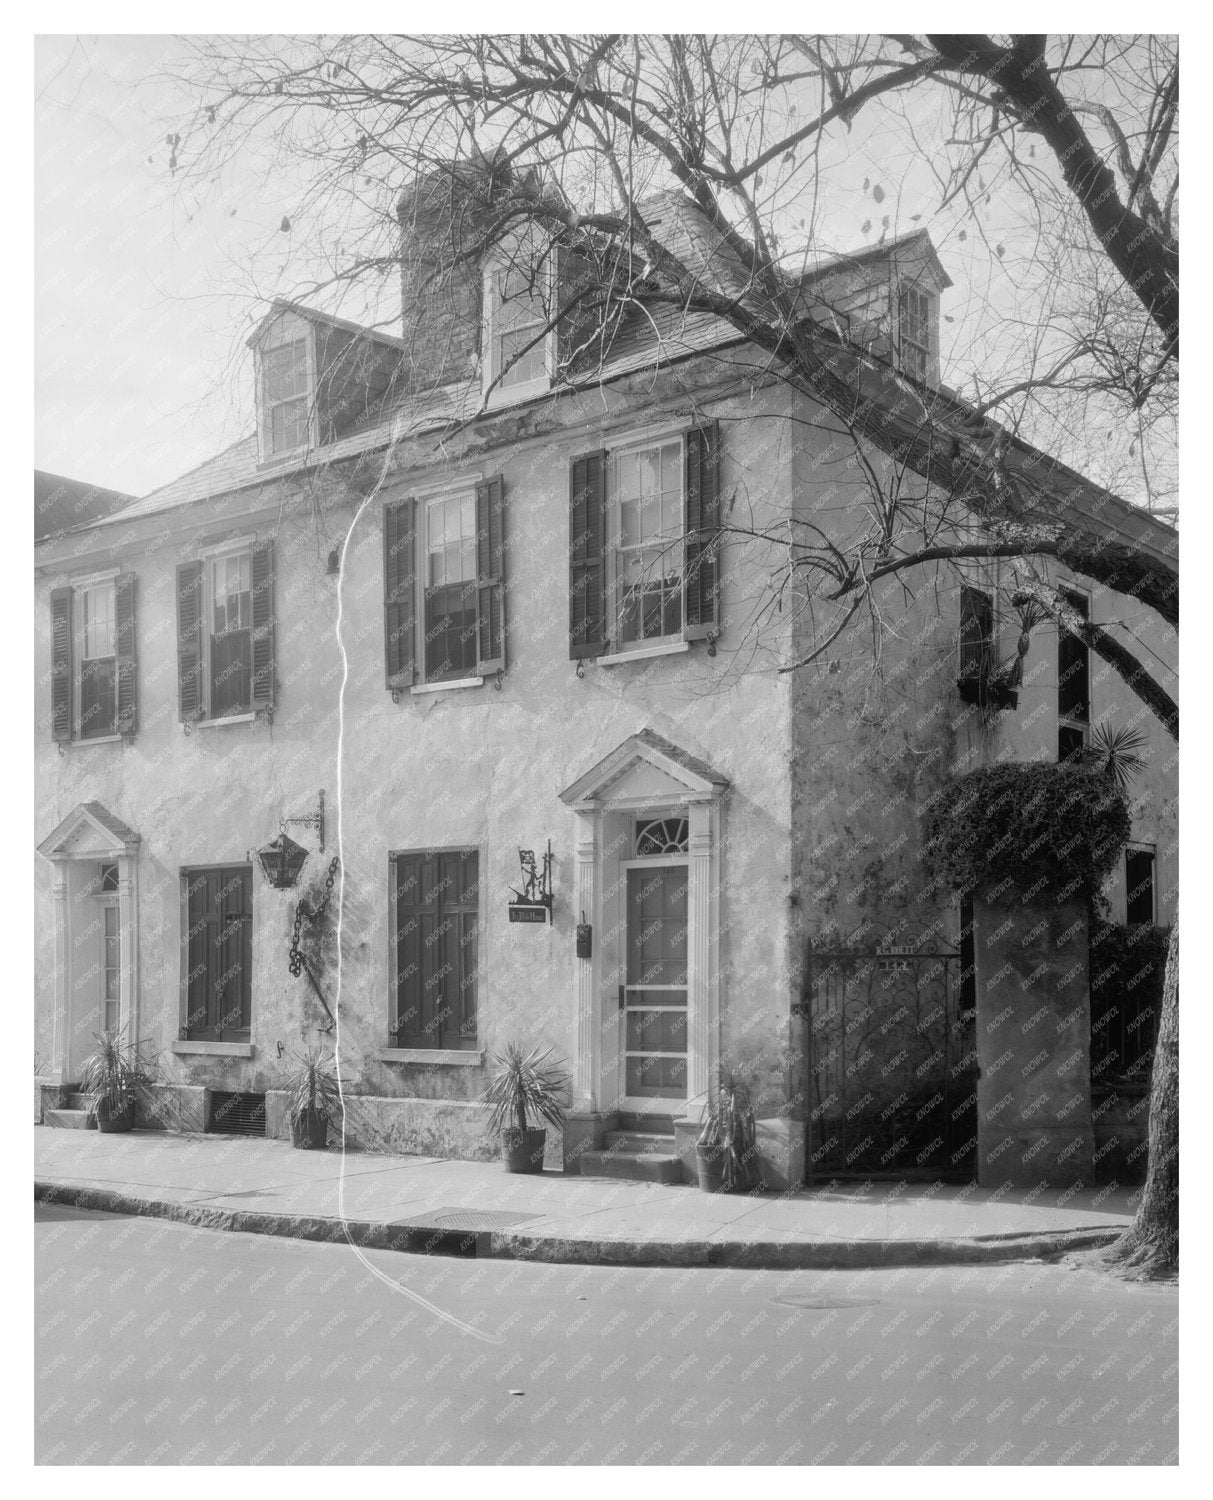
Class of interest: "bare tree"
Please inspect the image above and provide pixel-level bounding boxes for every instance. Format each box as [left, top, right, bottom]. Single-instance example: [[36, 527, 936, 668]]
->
[[166, 33, 1179, 1274]]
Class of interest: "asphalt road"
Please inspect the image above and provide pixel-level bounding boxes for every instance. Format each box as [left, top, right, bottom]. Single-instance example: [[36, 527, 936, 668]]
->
[[35, 1205, 1177, 1465]]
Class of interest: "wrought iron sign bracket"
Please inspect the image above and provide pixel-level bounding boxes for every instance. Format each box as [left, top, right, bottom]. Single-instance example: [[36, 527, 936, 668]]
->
[[282, 789, 325, 853], [509, 839, 554, 924]]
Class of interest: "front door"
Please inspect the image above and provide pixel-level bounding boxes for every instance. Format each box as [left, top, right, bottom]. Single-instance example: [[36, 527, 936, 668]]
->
[[620, 863, 689, 1117]]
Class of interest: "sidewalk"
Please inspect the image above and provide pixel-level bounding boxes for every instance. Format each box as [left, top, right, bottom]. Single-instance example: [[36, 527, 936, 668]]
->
[[34, 1127, 1136, 1270]]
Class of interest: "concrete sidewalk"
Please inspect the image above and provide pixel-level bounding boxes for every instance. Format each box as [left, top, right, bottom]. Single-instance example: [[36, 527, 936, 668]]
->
[[34, 1127, 1137, 1270]]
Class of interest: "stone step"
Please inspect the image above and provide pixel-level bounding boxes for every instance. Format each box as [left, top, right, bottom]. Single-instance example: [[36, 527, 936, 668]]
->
[[66, 1093, 93, 1112], [579, 1150, 684, 1185], [44, 1108, 96, 1130], [603, 1131, 680, 1154]]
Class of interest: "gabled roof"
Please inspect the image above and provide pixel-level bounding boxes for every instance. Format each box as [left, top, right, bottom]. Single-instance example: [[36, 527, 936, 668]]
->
[[245, 299, 406, 351], [801, 228, 953, 291], [37, 802, 140, 859], [35, 471, 133, 542]]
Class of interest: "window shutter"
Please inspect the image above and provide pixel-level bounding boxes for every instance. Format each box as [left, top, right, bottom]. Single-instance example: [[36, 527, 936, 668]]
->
[[392, 852, 427, 1046], [475, 476, 507, 676], [569, 449, 607, 660], [50, 586, 73, 742], [176, 560, 207, 722], [684, 420, 722, 641], [383, 499, 417, 691], [250, 541, 276, 713], [114, 572, 138, 735]]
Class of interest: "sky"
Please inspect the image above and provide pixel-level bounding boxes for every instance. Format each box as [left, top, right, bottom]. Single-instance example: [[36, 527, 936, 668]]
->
[[33, 33, 1175, 510]]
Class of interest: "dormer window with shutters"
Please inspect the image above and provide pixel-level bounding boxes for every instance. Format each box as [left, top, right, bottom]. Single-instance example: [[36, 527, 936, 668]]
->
[[570, 421, 721, 665], [176, 538, 276, 726], [482, 251, 556, 406], [49, 570, 137, 743]]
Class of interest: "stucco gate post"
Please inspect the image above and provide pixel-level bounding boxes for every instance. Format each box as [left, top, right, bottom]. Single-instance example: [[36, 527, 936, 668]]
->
[[972, 894, 1096, 1188]]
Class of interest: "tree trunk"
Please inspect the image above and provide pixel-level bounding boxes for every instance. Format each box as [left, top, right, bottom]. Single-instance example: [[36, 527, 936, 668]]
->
[[1094, 919, 1178, 1278]]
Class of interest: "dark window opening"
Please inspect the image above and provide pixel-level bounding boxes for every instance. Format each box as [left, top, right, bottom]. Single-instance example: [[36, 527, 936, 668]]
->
[[1058, 589, 1090, 724], [958, 586, 995, 682], [959, 895, 976, 1023], [392, 849, 480, 1049], [1058, 724, 1087, 762], [1126, 848, 1156, 926]]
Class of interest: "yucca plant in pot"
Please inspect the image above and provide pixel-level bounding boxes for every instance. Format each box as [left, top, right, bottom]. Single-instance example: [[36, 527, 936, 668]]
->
[[78, 1028, 157, 1133], [481, 1042, 569, 1173], [286, 1048, 342, 1149], [696, 1065, 761, 1193]]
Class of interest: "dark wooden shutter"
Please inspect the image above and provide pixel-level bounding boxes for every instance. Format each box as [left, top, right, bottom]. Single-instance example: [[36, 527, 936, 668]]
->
[[114, 573, 137, 736], [250, 540, 276, 713], [475, 476, 507, 676], [569, 450, 607, 660], [383, 499, 416, 691], [393, 850, 479, 1049], [176, 561, 206, 722], [50, 586, 73, 742], [684, 420, 721, 640], [958, 586, 994, 681]]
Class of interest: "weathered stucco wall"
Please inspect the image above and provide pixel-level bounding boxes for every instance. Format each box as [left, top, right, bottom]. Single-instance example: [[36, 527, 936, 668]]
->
[[34, 364, 802, 1157]]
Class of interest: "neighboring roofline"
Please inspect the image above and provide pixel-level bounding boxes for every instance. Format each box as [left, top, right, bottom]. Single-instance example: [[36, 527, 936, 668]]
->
[[245, 298, 407, 351]]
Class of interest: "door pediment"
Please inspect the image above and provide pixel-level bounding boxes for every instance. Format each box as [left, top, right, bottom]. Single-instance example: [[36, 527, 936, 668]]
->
[[37, 802, 139, 861], [559, 728, 728, 811]]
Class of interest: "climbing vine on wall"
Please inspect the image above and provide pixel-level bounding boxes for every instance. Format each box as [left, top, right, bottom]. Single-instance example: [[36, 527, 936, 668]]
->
[[924, 762, 1131, 907]]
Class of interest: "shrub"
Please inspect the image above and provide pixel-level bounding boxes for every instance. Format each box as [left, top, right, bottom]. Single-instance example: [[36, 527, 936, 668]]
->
[[923, 761, 1131, 907]]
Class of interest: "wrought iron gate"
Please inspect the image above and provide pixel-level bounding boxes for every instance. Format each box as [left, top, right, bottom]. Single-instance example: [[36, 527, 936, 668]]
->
[[807, 949, 976, 1178]]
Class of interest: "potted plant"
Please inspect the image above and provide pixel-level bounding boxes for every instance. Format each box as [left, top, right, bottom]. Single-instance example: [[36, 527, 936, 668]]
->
[[696, 1065, 761, 1193], [481, 1042, 569, 1173], [77, 1028, 157, 1133], [286, 1048, 342, 1149]]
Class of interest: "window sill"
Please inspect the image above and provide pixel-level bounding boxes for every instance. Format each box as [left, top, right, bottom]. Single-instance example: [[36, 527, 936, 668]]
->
[[376, 1047, 485, 1067], [62, 734, 124, 748], [195, 712, 258, 729], [599, 640, 691, 667], [410, 677, 483, 696], [483, 376, 552, 408], [172, 1040, 256, 1058]]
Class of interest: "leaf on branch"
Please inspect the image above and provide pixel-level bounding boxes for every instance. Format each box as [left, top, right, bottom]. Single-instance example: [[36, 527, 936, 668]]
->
[[996, 243, 1005, 259], [280, 216, 292, 233]]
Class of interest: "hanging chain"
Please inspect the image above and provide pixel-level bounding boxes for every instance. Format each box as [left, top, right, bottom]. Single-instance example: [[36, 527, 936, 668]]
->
[[288, 856, 340, 977]]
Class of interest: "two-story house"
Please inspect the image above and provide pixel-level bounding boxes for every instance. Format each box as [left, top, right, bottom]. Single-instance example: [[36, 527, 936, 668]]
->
[[35, 182, 1177, 1189]]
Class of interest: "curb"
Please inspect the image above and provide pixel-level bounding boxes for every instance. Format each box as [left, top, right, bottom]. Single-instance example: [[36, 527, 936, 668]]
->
[[34, 1179, 1124, 1270]]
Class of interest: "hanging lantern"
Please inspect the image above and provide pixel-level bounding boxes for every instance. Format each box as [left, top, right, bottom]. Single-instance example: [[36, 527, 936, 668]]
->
[[256, 832, 310, 890]]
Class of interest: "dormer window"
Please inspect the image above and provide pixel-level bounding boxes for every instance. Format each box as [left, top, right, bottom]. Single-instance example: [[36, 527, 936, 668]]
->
[[897, 283, 934, 383], [483, 255, 554, 405], [255, 309, 316, 462]]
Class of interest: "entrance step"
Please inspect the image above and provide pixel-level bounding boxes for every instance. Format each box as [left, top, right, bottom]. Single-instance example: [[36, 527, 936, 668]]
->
[[44, 1108, 96, 1130], [66, 1093, 93, 1112], [604, 1131, 680, 1155], [579, 1149, 683, 1185]]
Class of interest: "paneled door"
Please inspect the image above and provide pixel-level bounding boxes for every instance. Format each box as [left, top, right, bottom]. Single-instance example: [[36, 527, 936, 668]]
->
[[621, 862, 689, 1114]]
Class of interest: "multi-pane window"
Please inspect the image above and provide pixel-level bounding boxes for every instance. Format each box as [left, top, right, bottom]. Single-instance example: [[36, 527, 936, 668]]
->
[[1058, 588, 1090, 760], [898, 284, 932, 382], [486, 262, 550, 397], [262, 338, 312, 455], [209, 550, 253, 716], [423, 493, 478, 682], [75, 580, 117, 739], [611, 437, 685, 648]]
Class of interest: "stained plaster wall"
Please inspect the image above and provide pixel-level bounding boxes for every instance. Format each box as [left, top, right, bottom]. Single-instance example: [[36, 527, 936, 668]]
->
[[34, 360, 805, 1154]]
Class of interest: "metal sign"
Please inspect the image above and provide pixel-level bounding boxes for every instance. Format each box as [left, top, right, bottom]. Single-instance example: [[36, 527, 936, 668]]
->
[[509, 904, 549, 924]]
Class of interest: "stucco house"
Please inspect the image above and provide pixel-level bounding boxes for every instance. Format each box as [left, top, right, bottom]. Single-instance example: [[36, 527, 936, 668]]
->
[[34, 183, 1177, 1190]]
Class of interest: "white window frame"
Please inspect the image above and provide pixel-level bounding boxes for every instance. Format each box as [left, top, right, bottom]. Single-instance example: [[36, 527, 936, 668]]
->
[[897, 281, 934, 384], [257, 315, 317, 463], [482, 252, 556, 406], [198, 536, 256, 721], [415, 485, 482, 688], [71, 569, 119, 741], [605, 427, 688, 657]]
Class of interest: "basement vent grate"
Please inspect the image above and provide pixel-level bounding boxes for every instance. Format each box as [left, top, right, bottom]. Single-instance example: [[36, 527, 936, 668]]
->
[[208, 1090, 267, 1138]]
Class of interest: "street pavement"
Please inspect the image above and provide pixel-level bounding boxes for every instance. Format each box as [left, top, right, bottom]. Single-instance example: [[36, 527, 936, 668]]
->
[[35, 1205, 1176, 1465], [34, 1128, 1138, 1268]]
